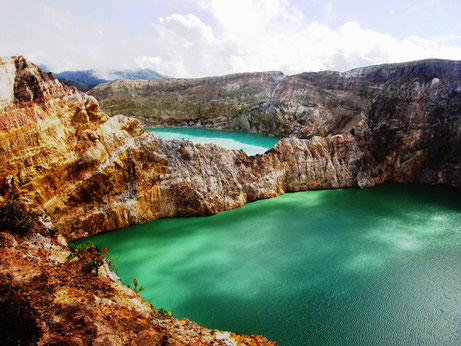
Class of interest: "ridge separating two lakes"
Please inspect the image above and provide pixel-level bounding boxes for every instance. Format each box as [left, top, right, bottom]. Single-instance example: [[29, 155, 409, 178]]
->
[[74, 126, 461, 346], [146, 127, 280, 156]]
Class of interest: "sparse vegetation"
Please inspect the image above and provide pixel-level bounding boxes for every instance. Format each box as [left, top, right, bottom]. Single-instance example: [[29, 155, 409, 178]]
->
[[156, 308, 172, 317], [67, 242, 112, 274], [0, 172, 34, 233], [48, 226, 59, 237], [128, 278, 145, 293], [0, 173, 59, 236]]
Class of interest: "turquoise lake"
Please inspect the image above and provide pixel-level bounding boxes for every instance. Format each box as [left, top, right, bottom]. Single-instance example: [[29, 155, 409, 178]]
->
[[77, 184, 461, 345], [146, 127, 280, 155]]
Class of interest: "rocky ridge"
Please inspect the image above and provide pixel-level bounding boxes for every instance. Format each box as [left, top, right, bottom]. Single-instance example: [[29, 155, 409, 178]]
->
[[2, 57, 460, 240], [90, 59, 461, 188], [0, 56, 276, 344], [89, 59, 460, 138], [1, 55, 460, 344]]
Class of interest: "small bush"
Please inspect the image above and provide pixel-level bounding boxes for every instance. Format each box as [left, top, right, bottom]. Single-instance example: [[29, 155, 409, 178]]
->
[[0, 173, 61, 237], [0, 173, 34, 234], [128, 278, 145, 293], [156, 308, 172, 317], [67, 243, 111, 274], [48, 226, 59, 237], [0, 172, 19, 198]]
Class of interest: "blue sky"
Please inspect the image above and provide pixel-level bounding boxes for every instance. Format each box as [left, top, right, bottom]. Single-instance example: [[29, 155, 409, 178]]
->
[[1, 0, 460, 77]]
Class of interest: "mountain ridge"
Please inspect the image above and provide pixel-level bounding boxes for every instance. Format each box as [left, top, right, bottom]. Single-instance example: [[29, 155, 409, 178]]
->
[[0, 55, 459, 343], [88, 58, 461, 139], [0, 55, 276, 344], [89, 58, 461, 87], [49, 68, 166, 91]]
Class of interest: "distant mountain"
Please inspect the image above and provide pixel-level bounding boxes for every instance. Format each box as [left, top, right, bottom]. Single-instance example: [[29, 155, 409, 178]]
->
[[110, 69, 164, 80], [49, 69, 165, 92], [53, 70, 107, 91]]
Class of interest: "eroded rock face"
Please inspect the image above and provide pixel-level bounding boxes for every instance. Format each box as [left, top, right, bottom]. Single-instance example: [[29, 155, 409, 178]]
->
[[0, 55, 459, 345], [89, 71, 367, 138], [1, 57, 460, 241], [89, 59, 461, 189], [0, 56, 278, 345]]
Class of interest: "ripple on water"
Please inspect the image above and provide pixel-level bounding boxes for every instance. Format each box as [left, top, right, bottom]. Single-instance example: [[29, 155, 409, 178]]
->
[[76, 184, 461, 345]]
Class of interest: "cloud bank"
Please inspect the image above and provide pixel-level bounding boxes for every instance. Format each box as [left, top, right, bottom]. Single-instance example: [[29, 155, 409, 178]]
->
[[1, 0, 460, 77]]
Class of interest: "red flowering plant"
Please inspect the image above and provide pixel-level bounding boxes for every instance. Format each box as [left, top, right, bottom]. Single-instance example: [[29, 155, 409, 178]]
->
[[67, 242, 112, 274], [0, 172, 32, 233], [0, 172, 21, 202]]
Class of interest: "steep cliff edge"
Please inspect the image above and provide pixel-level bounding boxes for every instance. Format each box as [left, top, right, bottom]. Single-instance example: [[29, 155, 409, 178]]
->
[[89, 59, 461, 188], [0, 56, 276, 344], [1, 57, 460, 241], [0, 55, 460, 344]]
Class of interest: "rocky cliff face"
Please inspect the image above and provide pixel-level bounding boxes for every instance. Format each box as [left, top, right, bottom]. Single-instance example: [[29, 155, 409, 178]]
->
[[88, 70, 367, 138], [1, 56, 460, 344], [2, 57, 460, 241], [0, 56, 276, 344], [89, 59, 461, 188], [0, 57, 359, 240], [0, 218, 274, 345]]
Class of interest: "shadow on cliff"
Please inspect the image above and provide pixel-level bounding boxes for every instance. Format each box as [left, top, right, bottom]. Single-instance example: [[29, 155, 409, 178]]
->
[[75, 183, 461, 345], [93, 183, 461, 276]]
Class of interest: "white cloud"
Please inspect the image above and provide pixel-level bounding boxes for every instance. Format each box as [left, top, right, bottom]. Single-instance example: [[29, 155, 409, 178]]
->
[[199, 0, 303, 36], [0, 0, 460, 77], [128, 0, 461, 75]]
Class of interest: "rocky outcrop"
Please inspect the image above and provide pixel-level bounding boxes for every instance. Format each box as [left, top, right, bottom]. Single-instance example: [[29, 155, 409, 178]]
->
[[0, 55, 460, 344], [0, 220, 274, 345], [1, 57, 460, 241], [0, 56, 277, 344], [89, 59, 461, 188]]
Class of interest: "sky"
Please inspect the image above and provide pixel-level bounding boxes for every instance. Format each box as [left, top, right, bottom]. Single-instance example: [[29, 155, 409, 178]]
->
[[1, 0, 461, 78]]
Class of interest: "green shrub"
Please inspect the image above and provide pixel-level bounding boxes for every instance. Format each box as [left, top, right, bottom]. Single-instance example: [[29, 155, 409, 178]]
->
[[48, 226, 59, 237], [67, 242, 112, 274], [128, 278, 145, 293], [0, 173, 34, 234], [156, 308, 172, 317]]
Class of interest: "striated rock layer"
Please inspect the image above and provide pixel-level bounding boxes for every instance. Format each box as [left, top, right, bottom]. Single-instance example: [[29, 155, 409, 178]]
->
[[90, 59, 461, 188], [90, 60, 461, 139], [1, 57, 461, 241], [0, 55, 460, 345], [0, 56, 276, 344]]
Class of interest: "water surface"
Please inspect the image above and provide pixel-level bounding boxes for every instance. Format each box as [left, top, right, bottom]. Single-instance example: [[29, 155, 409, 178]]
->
[[147, 127, 279, 156], [77, 184, 461, 345]]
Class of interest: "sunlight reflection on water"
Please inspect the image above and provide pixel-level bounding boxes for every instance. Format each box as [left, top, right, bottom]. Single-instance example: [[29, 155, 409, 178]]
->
[[77, 184, 461, 345]]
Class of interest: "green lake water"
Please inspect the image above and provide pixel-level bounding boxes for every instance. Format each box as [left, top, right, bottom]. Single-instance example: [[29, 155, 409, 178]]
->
[[146, 127, 279, 156], [76, 184, 461, 345]]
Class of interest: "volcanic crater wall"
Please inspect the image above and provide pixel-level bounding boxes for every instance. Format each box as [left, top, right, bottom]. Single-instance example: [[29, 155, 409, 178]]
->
[[1, 56, 460, 241], [0, 56, 278, 345], [90, 59, 461, 187]]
